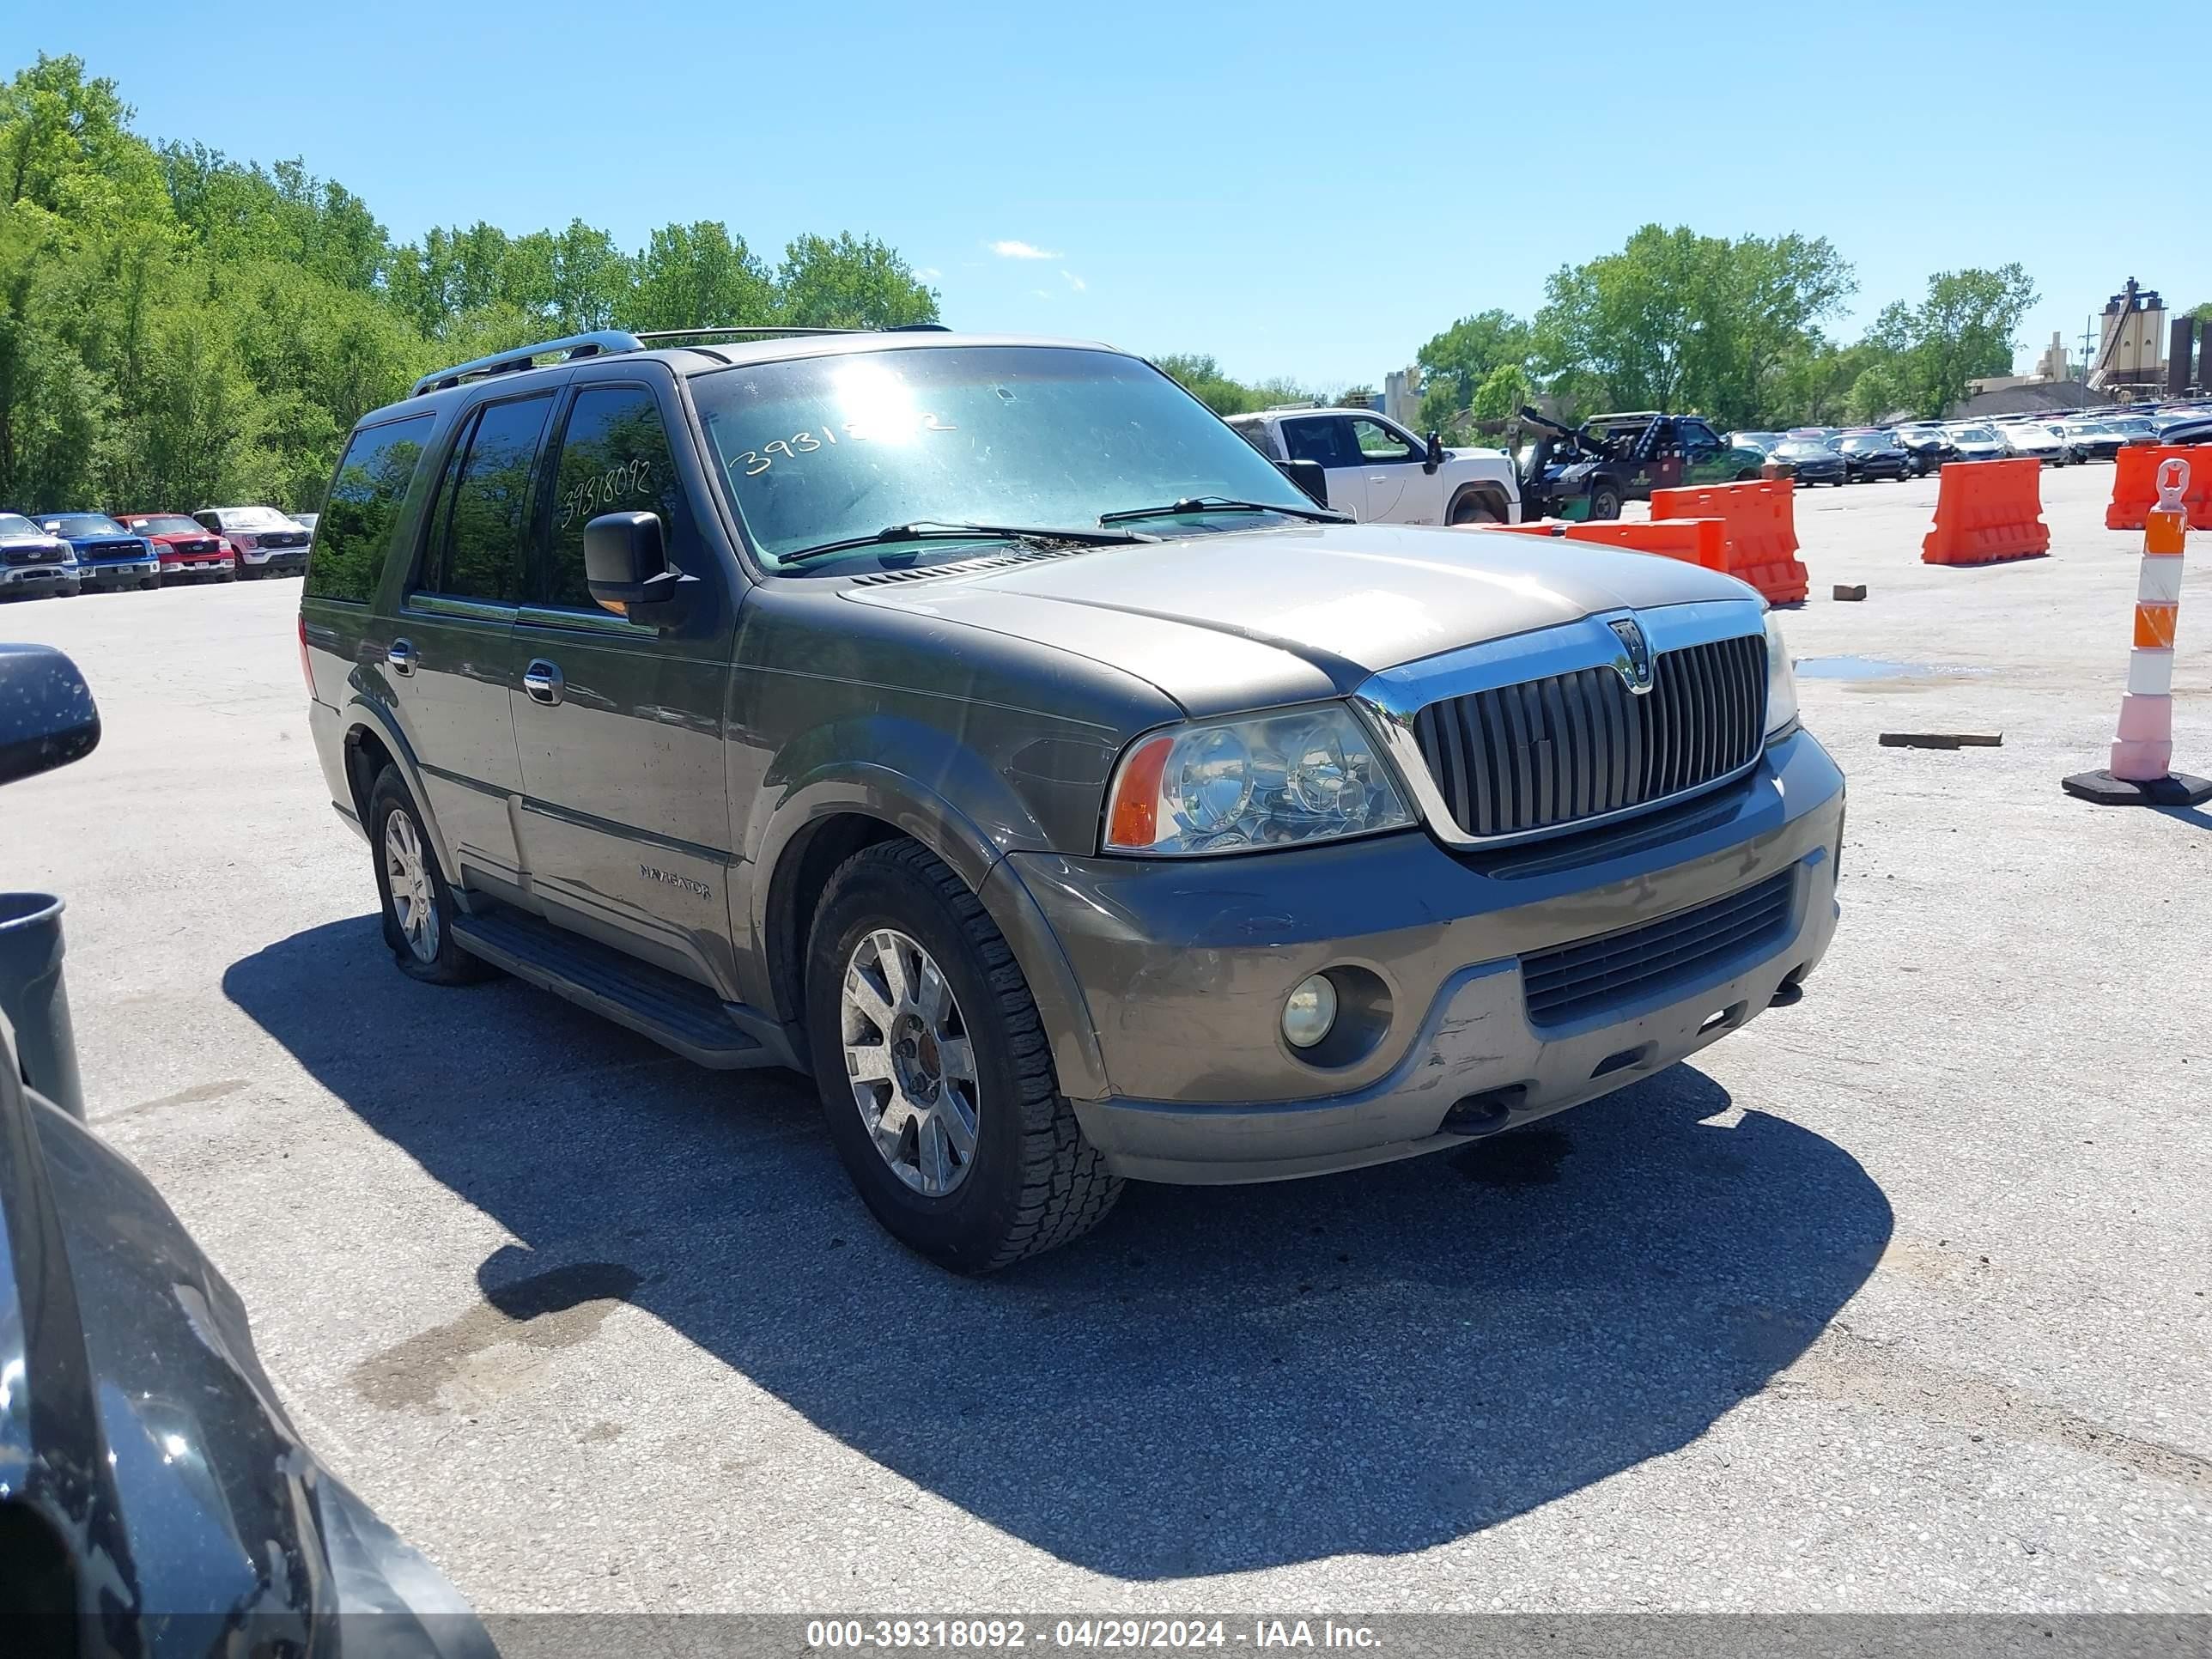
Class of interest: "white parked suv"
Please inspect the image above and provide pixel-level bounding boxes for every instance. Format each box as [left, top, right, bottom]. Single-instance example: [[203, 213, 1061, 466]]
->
[[1225, 407, 1522, 526]]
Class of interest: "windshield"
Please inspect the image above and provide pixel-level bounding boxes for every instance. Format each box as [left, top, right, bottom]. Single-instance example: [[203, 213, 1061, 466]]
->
[[218, 506, 295, 528], [0, 513, 44, 538], [125, 514, 204, 535], [43, 514, 127, 537], [1838, 435, 1887, 451], [690, 345, 1314, 568], [1773, 442, 1832, 459], [1956, 428, 1998, 442]]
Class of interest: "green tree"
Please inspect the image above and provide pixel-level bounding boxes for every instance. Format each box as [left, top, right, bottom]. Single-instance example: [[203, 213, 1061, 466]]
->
[[1531, 225, 1852, 428], [626, 221, 773, 331], [775, 232, 938, 329], [1468, 362, 1534, 423], [1414, 309, 1529, 422], [1869, 264, 2039, 416]]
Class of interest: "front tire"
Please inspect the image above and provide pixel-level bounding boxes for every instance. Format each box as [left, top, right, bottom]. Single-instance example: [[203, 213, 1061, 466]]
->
[[1448, 493, 1501, 526], [805, 840, 1121, 1273], [1587, 483, 1622, 521], [367, 768, 492, 986]]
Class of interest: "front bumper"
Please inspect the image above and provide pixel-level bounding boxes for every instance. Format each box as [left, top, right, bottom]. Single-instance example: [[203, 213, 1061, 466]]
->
[[240, 544, 307, 570], [79, 559, 161, 587], [161, 554, 234, 575], [1006, 727, 1845, 1185], [0, 564, 78, 592]]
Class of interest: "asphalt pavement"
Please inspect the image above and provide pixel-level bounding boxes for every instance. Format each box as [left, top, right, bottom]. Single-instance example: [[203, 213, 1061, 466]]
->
[[5, 464, 2208, 1615]]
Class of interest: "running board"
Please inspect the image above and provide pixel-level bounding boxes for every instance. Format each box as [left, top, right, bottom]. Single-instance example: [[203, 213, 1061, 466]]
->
[[451, 907, 784, 1070]]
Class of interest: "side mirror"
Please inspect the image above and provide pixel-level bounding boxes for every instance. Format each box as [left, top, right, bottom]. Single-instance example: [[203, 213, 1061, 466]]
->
[[1276, 459, 1329, 508], [583, 512, 692, 623], [1425, 431, 1445, 472], [0, 644, 101, 787]]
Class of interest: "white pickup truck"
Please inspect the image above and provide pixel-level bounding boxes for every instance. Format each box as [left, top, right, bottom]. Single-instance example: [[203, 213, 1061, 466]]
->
[[1224, 406, 1522, 526]]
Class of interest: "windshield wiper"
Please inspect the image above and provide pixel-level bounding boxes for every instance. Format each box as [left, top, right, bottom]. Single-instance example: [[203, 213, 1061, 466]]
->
[[1097, 495, 1349, 526], [777, 520, 1158, 568]]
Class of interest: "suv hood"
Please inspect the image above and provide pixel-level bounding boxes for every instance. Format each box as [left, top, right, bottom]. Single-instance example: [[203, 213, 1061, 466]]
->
[[843, 521, 1759, 718]]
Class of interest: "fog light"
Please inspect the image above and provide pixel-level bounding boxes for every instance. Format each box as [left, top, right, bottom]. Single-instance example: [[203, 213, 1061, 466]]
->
[[1281, 975, 1338, 1048]]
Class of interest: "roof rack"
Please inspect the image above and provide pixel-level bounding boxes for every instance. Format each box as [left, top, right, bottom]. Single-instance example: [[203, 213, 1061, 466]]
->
[[411, 331, 643, 398], [410, 321, 957, 398]]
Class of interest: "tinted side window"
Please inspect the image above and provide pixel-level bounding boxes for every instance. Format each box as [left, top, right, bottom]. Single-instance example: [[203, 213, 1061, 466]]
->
[[545, 386, 690, 611], [1283, 419, 1351, 469], [417, 393, 551, 604], [1232, 422, 1284, 462], [308, 413, 438, 604]]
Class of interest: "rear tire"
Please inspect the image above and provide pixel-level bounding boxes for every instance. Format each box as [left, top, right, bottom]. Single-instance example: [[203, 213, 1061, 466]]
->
[[805, 839, 1121, 1273], [367, 768, 493, 986]]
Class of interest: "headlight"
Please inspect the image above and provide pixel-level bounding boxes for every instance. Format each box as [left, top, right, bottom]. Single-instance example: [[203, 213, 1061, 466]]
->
[[1103, 703, 1413, 856], [1764, 612, 1798, 739]]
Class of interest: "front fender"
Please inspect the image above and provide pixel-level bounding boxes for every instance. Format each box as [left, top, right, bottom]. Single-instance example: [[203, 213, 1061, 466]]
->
[[743, 719, 1113, 1102]]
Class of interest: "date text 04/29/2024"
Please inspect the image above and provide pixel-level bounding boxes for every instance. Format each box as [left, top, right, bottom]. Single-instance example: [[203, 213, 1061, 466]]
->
[[800, 1619, 1383, 1650]]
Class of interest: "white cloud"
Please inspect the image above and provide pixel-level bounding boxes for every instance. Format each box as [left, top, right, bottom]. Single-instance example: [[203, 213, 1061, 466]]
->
[[1031, 289, 1053, 300], [915, 266, 940, 280], [990, 240, 1060, 260], [1060, 270, 1086, 292]]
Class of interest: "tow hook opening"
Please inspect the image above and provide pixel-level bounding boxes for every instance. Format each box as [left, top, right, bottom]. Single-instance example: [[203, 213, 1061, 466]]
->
[[1770, 968, 1808, 1009], [1442, 1085, 1527, 1138]]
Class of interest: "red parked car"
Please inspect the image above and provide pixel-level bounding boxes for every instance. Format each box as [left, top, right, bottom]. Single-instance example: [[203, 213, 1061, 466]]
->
[[116, 514, 236, 583]]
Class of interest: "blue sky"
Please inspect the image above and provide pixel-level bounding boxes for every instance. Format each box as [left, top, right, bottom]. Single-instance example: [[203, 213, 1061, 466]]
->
[[17, 2, 2201, 387]]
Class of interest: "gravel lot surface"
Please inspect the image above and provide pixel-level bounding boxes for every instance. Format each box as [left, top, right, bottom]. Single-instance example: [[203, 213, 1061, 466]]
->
[[6, 462, 2208, 1616]]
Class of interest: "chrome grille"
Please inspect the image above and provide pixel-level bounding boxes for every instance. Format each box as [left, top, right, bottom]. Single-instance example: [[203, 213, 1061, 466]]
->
[[1410, 633, 1766, 841], [1522, 869, 1795, 1026]]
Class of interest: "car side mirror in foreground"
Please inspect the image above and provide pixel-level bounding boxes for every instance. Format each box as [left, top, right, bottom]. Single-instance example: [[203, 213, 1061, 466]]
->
[[1276, 459, 1329, 508], [583, 511, 693, 623], [0, 643, 100, 787], [1425, 431, 1446, 472]]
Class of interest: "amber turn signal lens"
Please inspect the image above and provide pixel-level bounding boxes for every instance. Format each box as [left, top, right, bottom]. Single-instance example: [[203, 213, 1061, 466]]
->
[[1104, 734, 1173, 850]]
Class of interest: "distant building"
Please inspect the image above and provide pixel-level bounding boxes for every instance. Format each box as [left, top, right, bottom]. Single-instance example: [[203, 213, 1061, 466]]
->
[[2088, 278, 2166, 392], [2033, 331, 2070, 381], [1382, 366, 1422, 428]]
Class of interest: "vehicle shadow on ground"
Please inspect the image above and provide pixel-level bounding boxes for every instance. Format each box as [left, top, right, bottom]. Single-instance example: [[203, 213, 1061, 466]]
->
[[226, 916, 1891, 1580]]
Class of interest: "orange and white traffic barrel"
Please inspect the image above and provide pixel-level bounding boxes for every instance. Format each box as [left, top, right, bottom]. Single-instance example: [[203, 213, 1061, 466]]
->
[[2064, 457, 2211, 807]]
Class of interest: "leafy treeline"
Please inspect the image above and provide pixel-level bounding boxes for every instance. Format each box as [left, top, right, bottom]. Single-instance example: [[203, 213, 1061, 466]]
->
[[1410, 228, 2038, 438], [1162, 226, 2040, 437], [0, 55, 937, 514]]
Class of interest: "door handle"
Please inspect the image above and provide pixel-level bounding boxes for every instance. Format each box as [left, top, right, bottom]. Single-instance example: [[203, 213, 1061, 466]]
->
[[386, 639, 417, 677], [522, 659, 565, 707]]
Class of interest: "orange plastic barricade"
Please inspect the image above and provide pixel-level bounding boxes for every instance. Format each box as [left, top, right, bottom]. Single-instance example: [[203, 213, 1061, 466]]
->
[[2106, 445, 2212, 532], [1559, 517, 1729, 572], [1649, 479, 1808, 604], [1920, 458, 2049, 566]]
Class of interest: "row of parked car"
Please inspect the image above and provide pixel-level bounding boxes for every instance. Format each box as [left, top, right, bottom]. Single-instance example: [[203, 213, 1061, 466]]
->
[[0, 506, 317, 599], [1726, 401, 2212, 488]]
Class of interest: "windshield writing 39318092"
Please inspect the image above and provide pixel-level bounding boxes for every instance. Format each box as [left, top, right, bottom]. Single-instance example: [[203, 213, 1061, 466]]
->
[[731, 412, 957, 477]]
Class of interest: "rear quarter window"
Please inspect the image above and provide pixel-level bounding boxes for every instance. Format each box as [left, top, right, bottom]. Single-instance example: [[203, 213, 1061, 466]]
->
[[308, 413, 439, 604]]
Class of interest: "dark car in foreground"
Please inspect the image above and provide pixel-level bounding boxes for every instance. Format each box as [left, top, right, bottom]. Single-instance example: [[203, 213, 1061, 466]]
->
[[0, 511, 79, 599], [36, 512, 161, 592], [0, 644, 495, 1656], [1834, 431, 1913, 483], [302, 325, 1844, 1272], [2153, 415, 2212, 447], [118, 512, 237, 581], [193, 505, 313, 577], [1769, 438, 1847, 485]]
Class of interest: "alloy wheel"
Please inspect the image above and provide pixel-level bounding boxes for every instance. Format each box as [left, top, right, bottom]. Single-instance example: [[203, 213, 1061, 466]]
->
[[383, 809, 440, 963], [840, 928, 979, 1198]]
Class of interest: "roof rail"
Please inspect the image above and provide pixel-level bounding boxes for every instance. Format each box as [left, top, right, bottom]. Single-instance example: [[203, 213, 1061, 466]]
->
[[410, 331, 643, 398], [633, 322, 953, 344]]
